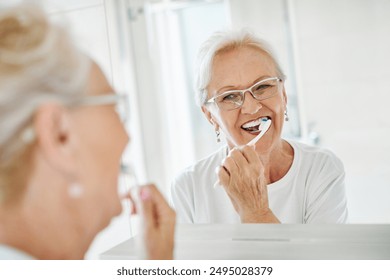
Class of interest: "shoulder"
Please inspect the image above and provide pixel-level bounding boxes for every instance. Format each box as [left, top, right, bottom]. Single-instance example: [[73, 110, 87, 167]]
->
[[172, 145, 227, 187], [289, 139, 344, 173]]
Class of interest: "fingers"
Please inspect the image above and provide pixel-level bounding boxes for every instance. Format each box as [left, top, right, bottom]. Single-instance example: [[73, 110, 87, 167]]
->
[[139, 186, 155, 230], [220, 147, 249, 176], [240, 145, 261, 166], [228, 148, 248, 169], [218, 165, 230, 187], [146, 185, 174, 219], [220, 146, 261, 177], [121, 191, 137, 214], [221, 156, 238, 176], [139, 184, 176, 227], [138, 184, 176, 260]]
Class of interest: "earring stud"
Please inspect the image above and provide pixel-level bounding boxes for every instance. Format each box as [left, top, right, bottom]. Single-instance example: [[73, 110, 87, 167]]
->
[[215, 129, 221, 143], [284, 109, 289, 122]]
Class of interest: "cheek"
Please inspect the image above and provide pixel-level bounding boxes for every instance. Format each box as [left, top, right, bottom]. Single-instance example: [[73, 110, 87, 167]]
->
[[103, 179, 122, 217], [93, 149, 121, 204], [81, 126, 126, 204], [101, 124, 128, 216], [217, 111, 240, 132], [269, 100, 286, 133], [94, 122, 128, 173], [273, 103, 284, 120], [277, 98, 286, 117], [91, 176, 122, 224]]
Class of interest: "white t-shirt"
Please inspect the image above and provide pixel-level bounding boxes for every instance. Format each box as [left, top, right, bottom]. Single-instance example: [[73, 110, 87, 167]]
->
[[0, 244, 35, 259], [170, 140, 348, 224]]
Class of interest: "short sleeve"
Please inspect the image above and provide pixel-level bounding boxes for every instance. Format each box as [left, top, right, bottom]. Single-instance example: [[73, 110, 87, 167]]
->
[[304, 151, 349, 223], [170, 172, 195, 223]]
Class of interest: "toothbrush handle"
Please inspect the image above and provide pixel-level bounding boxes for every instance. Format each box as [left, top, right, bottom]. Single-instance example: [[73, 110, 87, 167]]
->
[[247, 120, 271, 146]]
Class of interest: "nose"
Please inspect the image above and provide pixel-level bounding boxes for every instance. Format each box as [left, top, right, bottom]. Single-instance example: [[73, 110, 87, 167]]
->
[[120, 119, 131, 143], [119, 121, 131, 154], [240, 90, 262, 114], [124, 129, 130, 149], [125, 127, 130, 142]]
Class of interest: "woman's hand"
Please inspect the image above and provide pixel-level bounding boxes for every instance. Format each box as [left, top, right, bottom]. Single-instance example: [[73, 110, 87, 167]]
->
[[139, 184, 176, 259], [218, 145, 279, 223]]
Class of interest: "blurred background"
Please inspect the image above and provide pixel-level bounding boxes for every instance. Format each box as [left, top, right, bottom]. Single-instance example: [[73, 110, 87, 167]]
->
[[3, 0, 390, 258]]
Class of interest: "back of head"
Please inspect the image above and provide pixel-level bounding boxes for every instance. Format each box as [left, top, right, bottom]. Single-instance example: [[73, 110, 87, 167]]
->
[[0, 3, 90, 203], [194, 29, 286, 107]]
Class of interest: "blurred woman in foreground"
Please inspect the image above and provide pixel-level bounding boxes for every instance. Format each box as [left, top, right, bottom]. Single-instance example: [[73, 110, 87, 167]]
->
[[0, 4, 175, 259]]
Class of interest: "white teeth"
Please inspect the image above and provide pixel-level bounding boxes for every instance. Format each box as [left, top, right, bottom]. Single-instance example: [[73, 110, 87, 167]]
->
[[242, 119, 260, 129], [242, 117, 265, 129]]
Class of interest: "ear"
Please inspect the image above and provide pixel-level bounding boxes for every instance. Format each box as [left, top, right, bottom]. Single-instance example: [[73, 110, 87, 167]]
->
[[201, 105, 219, 130], [33, 103, 78, 179], [282, 86, 288, 108]]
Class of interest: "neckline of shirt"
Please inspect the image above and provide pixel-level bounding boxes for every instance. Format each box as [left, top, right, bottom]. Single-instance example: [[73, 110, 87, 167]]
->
[[0, 244, 35, 260]]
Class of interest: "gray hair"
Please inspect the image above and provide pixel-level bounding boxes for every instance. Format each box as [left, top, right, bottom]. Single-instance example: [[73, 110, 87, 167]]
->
[[194, 29, 286, 106], [0, 3, 90, 161]]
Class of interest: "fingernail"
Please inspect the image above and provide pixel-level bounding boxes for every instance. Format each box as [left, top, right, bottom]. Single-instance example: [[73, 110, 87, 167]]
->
[[140, 188, 150, 201]]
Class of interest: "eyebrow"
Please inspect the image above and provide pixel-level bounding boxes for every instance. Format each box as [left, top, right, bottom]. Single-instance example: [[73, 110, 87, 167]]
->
[[216, 75, 273, 94]]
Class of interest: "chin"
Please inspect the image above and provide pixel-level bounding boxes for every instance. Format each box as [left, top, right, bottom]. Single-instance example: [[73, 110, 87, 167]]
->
[[100, 204, 122, 230]]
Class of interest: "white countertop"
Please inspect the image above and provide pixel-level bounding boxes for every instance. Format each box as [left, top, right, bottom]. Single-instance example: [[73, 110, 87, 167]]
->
[[101, 224, 390, 260]]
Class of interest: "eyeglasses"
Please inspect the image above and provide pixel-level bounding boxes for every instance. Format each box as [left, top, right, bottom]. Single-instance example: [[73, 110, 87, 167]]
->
[[205, 77, 282, 111], [20, 93, 130, 144], [69, 93, 130, 123]]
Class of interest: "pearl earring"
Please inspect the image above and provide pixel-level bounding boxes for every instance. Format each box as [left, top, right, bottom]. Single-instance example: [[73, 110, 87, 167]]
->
[[284, 108, 289, 122], [68, 182, 84, 198], [215, 129, 221, 143]]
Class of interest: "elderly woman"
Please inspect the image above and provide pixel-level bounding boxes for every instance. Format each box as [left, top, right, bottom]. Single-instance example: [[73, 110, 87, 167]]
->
[[0, 5, 175, 259], [171, 30, 348, 224]]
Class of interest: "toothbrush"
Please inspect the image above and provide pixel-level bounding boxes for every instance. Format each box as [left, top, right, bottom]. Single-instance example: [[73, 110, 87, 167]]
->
[[213, 118, 272, 188], [120, 163, 139, 237], [120, 163, 147, 259], [247, 117, 272, 146]]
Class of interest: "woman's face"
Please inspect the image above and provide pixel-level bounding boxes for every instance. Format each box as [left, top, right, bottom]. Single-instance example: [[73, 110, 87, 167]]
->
[[71, 63, 129, 236], [203, 46, 287, 153]]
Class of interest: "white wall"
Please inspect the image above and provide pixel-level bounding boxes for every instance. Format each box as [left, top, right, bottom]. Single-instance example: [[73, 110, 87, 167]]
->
[[293, 0, 390, 223], [229, 0, 390, 223]]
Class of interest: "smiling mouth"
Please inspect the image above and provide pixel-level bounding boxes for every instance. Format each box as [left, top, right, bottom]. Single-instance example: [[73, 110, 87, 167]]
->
[[241, 116, 271, 134]]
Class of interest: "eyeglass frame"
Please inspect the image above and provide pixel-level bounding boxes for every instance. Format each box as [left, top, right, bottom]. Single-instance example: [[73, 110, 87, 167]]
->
[[69, 93, 130, 122], [204, 77, 283, 111], [20, 93, 130, 144]]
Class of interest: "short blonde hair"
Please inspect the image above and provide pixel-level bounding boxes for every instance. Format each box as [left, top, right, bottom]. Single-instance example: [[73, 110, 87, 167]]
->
[[0, 4, 90, 202], [194, 29, 286, 106]]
